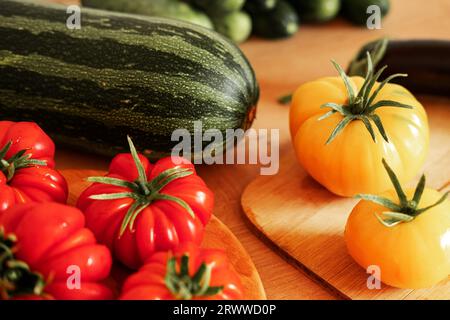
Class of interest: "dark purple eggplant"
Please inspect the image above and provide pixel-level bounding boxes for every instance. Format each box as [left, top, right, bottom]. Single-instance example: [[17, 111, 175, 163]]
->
[[347, 38, 450, 97]]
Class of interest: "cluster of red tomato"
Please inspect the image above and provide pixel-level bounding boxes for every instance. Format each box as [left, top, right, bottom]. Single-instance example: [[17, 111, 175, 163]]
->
[[0, 121, 243, 300]]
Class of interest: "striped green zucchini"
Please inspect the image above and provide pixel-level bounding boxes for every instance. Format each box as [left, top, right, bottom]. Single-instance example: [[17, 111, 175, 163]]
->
[[0, 0, 259, 159]]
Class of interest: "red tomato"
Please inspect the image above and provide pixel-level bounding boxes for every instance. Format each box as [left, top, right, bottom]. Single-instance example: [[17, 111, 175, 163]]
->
[[0, 121, 68, 212], [120, 243, 244, 300], [0, 202, 113, 300], [77, 138, 214, 270]]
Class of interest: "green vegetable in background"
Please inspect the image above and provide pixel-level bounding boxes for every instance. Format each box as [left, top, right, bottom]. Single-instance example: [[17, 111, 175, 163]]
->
[[244, 0, 278, 13], [82, 0, 213, 29], [212, 11, 253, 43], [341, 0, 390, 25], [187, 0, 246, 15], [250, 0, 299, 39], [289, 0, 341, 23]]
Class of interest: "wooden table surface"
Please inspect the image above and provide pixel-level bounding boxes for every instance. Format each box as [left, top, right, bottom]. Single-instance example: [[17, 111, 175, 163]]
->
[[52, 0, 450, 299]]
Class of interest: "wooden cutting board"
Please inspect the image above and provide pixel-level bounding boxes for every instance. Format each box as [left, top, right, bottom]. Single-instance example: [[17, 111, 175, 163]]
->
[[242, 100, 450, 300], [64, 169, 266, 300]]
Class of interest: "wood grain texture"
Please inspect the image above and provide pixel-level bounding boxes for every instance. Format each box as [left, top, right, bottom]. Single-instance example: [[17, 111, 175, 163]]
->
[[63, 169, 266, 300], [45, 0, 450, 299], [242, 101, 450, 300]]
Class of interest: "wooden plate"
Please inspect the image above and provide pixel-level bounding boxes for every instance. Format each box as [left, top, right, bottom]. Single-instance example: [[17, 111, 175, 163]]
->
[[63, 168, 266, 300], [242, 99, 450, 300]]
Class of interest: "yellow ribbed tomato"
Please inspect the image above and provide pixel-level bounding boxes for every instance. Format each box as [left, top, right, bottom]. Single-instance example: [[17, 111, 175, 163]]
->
[[345, 160, 450, 289], [289, 60, 429, 197]]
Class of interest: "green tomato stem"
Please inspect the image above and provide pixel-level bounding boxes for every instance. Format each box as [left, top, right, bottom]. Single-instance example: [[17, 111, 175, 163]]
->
[[164, 254, 223, 300], [319, 53, 413, 145], [0, 227, 47, 299], [0, 141, 47, 182], [356, 159, 449, 227], [87, 137, 196, 238]]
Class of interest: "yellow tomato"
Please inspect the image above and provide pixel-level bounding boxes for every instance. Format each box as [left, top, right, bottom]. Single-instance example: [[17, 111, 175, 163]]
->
[[290, 67, 429, 197], [345, 188, 450, 289]]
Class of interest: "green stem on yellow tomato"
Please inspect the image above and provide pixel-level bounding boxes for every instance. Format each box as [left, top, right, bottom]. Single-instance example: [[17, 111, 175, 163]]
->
[[319, 53, 412, 145], [356, 159, 449, 227]]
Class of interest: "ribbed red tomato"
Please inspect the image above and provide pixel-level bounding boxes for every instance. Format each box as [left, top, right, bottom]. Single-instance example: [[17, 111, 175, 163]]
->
[[77, 138, 214, 270], [120, 243, 244, 300], [0, 203, 113, 300], [0, 121, 68, 212]]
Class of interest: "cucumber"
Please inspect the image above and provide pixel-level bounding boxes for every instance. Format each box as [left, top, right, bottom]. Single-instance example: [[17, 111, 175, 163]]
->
[[348, 38, 450, 97], [82, 0, 213, 29], [0, 0, 259, 159], [212, 11, 252, 43], [244, 0, 278, 13], [289, 0, 340, 23], [341, 0, 390, 25], [187, 0, 246, 15], [250, 0, 299, 39]]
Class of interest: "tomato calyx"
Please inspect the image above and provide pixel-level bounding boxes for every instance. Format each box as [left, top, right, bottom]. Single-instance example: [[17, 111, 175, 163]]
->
[[88, 136, 195, 237], [165, 254, 223, 300], [0, 227, 47, 299], [0, 141, 48, 182], [319, 53, 414, 145], [356, 159, 449, 227]]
